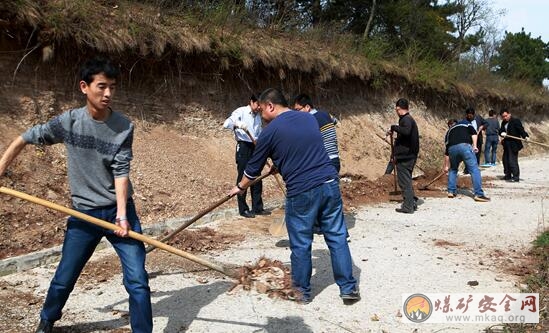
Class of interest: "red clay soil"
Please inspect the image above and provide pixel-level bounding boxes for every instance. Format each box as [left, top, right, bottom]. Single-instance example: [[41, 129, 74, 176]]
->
[[0, 160, 488, 260]]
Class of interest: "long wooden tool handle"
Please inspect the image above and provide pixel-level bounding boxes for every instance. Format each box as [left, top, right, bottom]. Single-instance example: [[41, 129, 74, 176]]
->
[[146, 171, 272, 253], [420, 170, 446, 189], [504, 134, 549, 148], [244, 129, 286, 196], [390, 134, 398, 192], [0, 187, 237, 278]]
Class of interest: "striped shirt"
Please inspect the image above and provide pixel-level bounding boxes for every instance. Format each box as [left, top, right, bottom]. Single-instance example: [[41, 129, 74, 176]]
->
[[310, 109, 339, 160]]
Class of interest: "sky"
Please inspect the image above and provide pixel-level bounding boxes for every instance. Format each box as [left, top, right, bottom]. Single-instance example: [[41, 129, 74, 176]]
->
[[491, 0, 549, 42]]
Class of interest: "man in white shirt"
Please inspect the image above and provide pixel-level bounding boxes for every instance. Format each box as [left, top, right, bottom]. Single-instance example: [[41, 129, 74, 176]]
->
[[223, 94, 269, 218]]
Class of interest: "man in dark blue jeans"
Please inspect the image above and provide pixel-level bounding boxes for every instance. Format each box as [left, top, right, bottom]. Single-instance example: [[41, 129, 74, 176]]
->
[[444, 119, 490, 202], [0, 58, 152, 333], [229, 88, 359, 305]]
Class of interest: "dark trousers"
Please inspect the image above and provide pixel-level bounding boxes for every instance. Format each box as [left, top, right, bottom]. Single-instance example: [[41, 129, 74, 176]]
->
[[330, 157, 341, 174], [396, 157, 417, 211], [236, 141, 263, 214], [502, 145, 520, 180]]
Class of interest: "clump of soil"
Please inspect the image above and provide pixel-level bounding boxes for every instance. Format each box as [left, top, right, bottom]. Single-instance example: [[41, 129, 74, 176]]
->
[[168, 227, 245, 252], [231, 257, 299, 301]]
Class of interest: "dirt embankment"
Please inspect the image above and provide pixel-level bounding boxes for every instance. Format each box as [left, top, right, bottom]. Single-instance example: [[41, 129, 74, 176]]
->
[[1, 48, 549, 260]]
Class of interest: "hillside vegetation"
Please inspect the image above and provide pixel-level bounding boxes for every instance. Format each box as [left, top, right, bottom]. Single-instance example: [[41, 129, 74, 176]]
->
[[2, 0, 549, 109]]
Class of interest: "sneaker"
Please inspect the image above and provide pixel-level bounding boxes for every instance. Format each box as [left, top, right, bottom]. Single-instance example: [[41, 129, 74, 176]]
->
[[480, 163, 491, 167], [448, 192, 456, 198], [340, 290, 361, 304], [474, 195, 490, 202], [491, 163, 497, 166], [35, 319, 53, 333]]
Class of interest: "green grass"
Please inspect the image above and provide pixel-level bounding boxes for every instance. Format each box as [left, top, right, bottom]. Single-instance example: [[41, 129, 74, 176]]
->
[[534, 231, 549, 248]]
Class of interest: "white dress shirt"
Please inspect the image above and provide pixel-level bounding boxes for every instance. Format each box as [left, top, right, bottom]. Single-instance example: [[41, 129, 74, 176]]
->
[[223, 105, 262, 142]]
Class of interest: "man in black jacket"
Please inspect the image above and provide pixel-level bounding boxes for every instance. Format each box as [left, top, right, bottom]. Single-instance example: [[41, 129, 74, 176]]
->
[[389, 98, 419, 214], [499, 108, 529, 182], [463, 107, 487, 166]]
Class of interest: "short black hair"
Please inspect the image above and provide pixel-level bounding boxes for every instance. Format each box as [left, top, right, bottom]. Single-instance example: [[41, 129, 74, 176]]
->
[[80, 57, 120, 84], [500, 107, 509, 115], [465, 106, 475, 115], [250, 94, 258, 103], [293, 93, 314, 108], [258, 88, 288, 107], [395, 98, 409, 110], [488, 109, 495, 117]]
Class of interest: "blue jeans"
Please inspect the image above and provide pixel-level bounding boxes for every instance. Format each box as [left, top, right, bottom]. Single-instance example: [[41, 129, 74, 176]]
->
[[484, 135, 499, 164], [285, 180, 357, 300], [40, 199, 153, 333], [448, 143, 485, 197]]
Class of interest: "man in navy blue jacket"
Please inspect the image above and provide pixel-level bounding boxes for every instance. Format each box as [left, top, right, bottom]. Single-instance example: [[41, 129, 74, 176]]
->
[[229, 88, 359, 304]]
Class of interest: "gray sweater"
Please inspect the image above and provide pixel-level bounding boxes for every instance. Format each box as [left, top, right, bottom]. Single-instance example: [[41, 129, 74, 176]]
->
[[22, 106, 134, 209]]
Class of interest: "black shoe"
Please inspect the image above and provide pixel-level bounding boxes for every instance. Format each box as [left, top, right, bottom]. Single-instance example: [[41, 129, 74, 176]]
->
[[35, 319, 53, 333], [474, 195, 491, 202], [240, 210, 255, 218], [395, 208, 414, 214], [340, 290, 361, 304], [506, 178, 519, 183], [253, 209, 271, 216]]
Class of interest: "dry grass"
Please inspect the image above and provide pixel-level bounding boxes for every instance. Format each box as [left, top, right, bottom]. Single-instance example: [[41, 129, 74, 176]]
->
[[4, 0, 549, 107]]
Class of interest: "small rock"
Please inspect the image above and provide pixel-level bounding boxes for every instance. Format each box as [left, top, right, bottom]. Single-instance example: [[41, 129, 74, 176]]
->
[[254, 281, 270, 294], [467, 280, 479, 286], [196, 277, 208, 284]]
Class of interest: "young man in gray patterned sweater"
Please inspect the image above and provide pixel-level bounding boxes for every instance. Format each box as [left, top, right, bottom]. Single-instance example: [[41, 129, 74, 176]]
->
[[0, 58, 152, 333]]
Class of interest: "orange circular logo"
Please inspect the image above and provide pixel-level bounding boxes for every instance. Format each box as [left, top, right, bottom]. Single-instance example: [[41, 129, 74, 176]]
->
[[403, 294, 433, 323]]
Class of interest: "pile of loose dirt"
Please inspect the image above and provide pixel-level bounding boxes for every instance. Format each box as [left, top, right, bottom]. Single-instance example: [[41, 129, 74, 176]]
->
[[231, 257, 298, 301]]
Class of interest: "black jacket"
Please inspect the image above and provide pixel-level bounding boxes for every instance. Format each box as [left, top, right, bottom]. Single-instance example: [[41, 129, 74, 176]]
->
[[499, 117, 528, 152], [391, 113, 419, 160]]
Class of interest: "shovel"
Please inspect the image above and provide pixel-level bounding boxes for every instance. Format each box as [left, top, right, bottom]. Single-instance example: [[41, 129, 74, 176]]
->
[[268, 216, 287, 237], [419, 170, 446, 190], [0, 186, 239, 278], [145, 171, 272, 253]]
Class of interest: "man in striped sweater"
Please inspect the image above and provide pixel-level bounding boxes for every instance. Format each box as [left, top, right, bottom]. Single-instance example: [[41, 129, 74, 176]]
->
[[293, 94, 341, 173]]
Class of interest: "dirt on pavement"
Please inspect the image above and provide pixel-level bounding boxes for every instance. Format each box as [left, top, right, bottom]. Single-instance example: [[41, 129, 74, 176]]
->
[[0, 155, 548, 332]]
